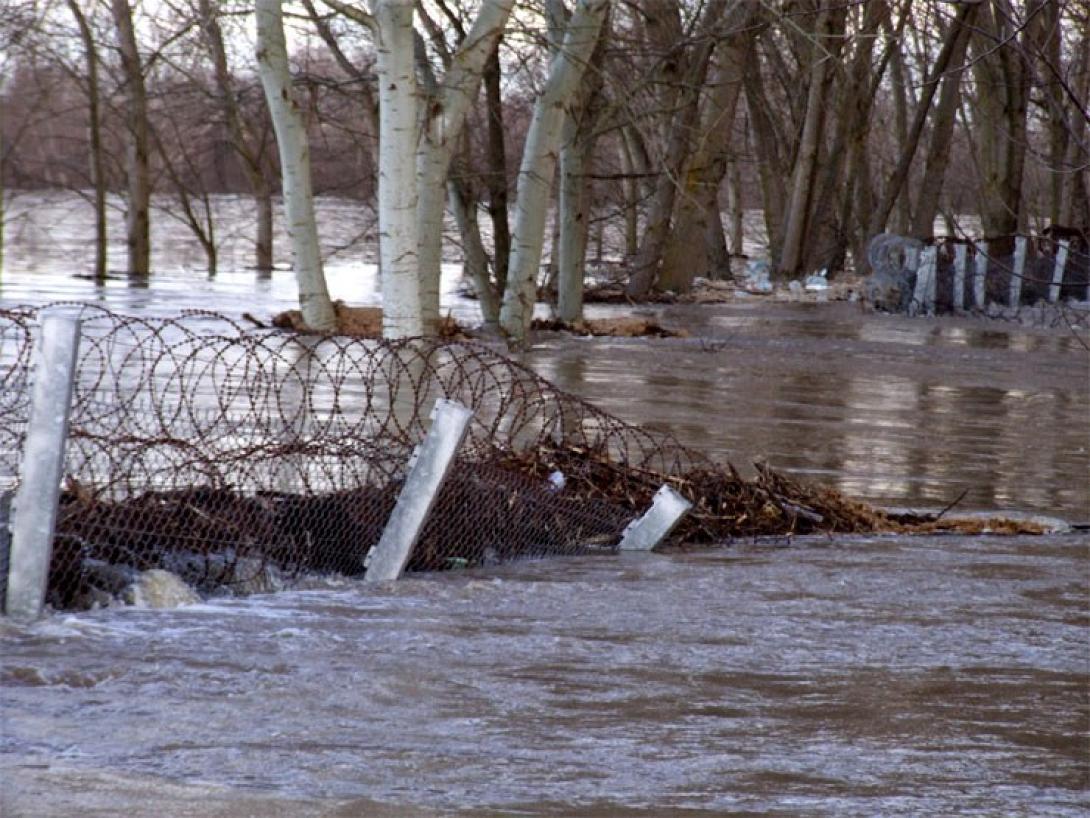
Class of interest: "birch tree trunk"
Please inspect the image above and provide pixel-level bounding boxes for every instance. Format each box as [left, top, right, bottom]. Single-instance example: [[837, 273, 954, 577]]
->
[[499, 0, 610, 340], [255, 0, 336, 331], [414, 0, 516, 334], [371, 0, 422, 337], [557, 26, 606, 323], [110, 0, 151, 277], [557, 124, 593, 322]]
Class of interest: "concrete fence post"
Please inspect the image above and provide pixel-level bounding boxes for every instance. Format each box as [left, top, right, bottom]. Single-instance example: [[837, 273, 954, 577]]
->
[[364, 399, 473, 582], [953, 243, 967, 311], [618, 484, 692, 551], [1049, 240, 1069, 303], [1009, 236, 1027, 307], [912, 247, 937, 315], [5, 311, 82, 620], [973, 241, 988, 308]]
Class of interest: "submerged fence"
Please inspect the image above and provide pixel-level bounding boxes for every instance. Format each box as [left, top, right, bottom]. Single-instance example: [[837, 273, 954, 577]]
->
[[865, 232, 1090, 316], [0, 305, 894, 617]]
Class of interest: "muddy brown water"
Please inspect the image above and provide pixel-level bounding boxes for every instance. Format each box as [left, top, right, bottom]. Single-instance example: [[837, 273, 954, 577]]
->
[[1, 193, 1088, 815]]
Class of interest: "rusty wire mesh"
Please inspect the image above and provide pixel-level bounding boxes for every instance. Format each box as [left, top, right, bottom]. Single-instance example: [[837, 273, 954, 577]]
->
[[1, 305, 893, 611]]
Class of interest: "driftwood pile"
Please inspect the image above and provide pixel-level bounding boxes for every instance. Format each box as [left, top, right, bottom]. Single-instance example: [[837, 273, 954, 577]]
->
[[498, 443, 1053, 541]]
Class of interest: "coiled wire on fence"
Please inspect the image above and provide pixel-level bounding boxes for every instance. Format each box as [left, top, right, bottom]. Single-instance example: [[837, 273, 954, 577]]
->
[[1, 305, 890, 610]]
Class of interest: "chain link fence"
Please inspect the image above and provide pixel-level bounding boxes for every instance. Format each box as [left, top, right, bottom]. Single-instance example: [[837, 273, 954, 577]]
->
[[0, 305, 923, 611], [864, 232, 1090, 321]]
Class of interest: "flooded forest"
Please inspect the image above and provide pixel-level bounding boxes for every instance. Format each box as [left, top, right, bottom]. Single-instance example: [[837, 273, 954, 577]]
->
[[1, 1, 1088, 816]]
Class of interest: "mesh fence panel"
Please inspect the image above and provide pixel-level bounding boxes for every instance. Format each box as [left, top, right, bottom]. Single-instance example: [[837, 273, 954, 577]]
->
[[1, 305, 893, 610], [865, 232, 1090, 318]]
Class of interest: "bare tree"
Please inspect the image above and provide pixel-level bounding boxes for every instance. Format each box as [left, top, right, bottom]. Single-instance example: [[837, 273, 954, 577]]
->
[[256, 0, 337, 330], [199, 0, 277, 272], [499, 0, 610, 340], [65, 0, 109, 280], [110, 0, 152, 276]]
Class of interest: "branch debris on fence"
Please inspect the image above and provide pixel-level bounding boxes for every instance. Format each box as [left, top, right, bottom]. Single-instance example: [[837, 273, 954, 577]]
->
[[0, 305, 1052, 611]]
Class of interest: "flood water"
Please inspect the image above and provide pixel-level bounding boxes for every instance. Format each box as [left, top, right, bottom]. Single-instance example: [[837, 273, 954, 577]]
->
[[1, 192, 1088, 815]]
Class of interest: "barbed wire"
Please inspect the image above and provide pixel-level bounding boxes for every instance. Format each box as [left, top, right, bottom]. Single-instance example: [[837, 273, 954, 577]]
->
[[0, 306, 954, 610]]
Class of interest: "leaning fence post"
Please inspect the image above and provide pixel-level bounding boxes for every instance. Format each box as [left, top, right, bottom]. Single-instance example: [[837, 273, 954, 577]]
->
[[4, 311, 82, 620], [973, 241, 988, 308], [1049, 240, 1070, 303], [364, 399, 474, 582], [618, 484, 692, 551], [1009, 236, 1027, 307]]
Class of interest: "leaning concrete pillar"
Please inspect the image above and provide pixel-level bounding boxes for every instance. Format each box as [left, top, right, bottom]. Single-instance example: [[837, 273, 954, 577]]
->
[[5, 311, 82, 620], [618, 485, 692, 551], [364, 399, 473, 582]]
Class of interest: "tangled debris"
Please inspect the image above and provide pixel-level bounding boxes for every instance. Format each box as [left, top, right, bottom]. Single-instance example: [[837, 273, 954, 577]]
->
[[46, 440, 1055, 609], [530, 317, 689, 338], [266, 302, 465, 338], [494, 443, 1054, 541]]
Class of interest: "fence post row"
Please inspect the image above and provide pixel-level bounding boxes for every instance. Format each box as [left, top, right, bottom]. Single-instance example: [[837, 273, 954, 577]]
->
[[4, 311, 82, 621], [619, 484, 693, 551], [364, 399, 474, 582]]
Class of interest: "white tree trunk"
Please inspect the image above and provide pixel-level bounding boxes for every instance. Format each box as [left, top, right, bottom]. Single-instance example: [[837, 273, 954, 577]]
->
[[415, 150, 448, 333], [415, 0, 517, 333], [373, 0, 423, 337], [499, 0, 610, 340], [557, 122, 591, 323], [255, 0, 336, 331]]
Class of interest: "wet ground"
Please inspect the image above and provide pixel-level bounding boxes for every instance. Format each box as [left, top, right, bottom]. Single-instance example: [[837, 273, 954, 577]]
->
[[1, 192, 1088, 815]]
